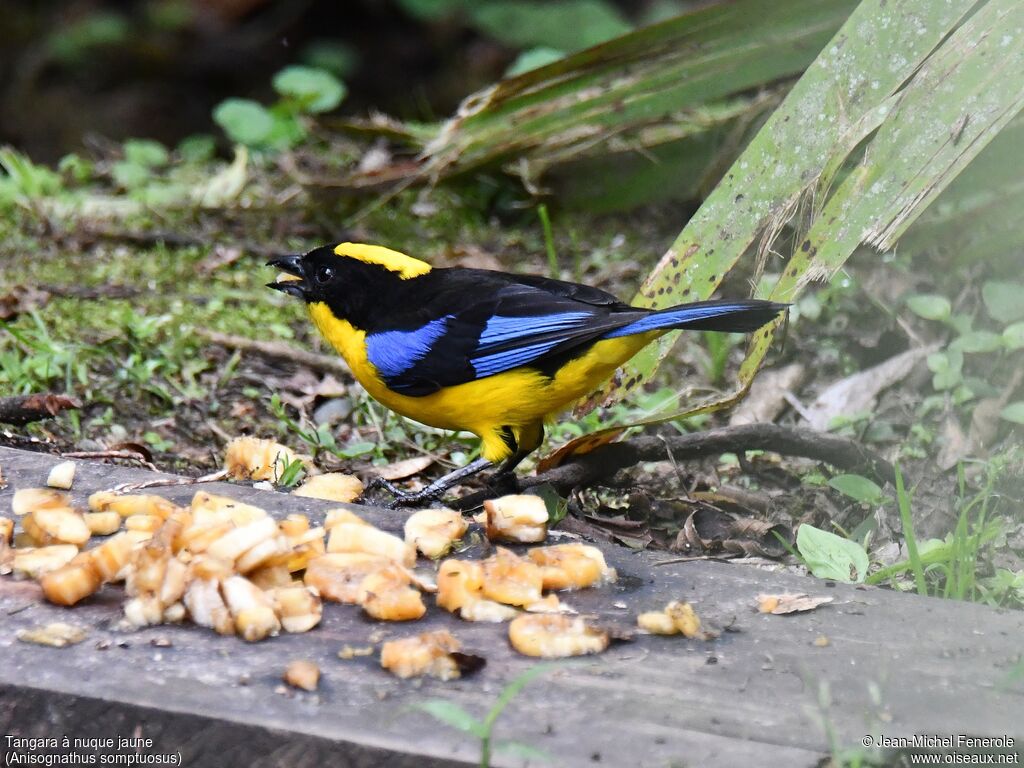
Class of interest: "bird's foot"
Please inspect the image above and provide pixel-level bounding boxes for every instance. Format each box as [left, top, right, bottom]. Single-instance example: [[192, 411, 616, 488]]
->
[[363, 457, 494, 509], [485, 470, 520, 496]]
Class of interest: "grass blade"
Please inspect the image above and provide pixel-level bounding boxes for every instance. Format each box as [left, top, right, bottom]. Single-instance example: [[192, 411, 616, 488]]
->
[[895, 466, 928, 597]]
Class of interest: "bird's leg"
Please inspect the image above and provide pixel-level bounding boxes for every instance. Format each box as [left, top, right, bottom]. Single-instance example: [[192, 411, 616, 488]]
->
[[485, 421, 544, 495], [367, 457, 493, 508]]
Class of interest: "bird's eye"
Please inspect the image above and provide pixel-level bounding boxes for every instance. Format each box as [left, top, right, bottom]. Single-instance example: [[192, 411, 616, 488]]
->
[[315, 266, 335, 284]]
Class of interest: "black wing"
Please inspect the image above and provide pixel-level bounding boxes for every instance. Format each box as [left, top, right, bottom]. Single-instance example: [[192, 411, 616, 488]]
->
[[363, 269, 642, 396]]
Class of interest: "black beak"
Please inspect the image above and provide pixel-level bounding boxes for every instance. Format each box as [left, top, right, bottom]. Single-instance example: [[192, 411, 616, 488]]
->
[[266, 255, 307, 298]]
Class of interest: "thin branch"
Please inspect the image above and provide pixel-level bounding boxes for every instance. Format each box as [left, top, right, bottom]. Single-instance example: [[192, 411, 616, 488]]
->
[[0, 394, 81, 426], [453, 424, 895, 509], [61, 450, 158, 472]]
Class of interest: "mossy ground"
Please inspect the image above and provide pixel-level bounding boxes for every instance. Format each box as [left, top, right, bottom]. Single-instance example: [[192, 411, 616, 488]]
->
[[1, 162, 1021, 607]]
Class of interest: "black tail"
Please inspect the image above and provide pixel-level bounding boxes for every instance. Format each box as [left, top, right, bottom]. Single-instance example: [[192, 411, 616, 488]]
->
[[604, 299, 788, 338]]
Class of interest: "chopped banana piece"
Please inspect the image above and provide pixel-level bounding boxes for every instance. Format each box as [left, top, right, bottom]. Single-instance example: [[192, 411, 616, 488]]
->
[[305, 552, 389, 604], [637, 611, 678, 635], [404, 508, 467, 559], [12, 488, 69, 516], [186, 553, 234, 581], [459, 599, 519, 623], [206, 518, 277, 563], [23, 506, 90, 546], [159, 558, 188, 606], [235, 535, 290, 574], [17, 622, 87, 647], [380, 630, 465, 680], [283, 660, 320, 691], [636, 601, 702, 638], [327, 523, 415, 567], [189, 491, 268, 525], [528, 544, 616, 591], [88, 491, 178, 519], [665, 601, 701, 638], [83, 511, 121, 536], [87, 533, 136, 582], [508, 614, 609, 658], [293, 473, 364, 503], [358, 564, 425, 621], [480, 548, 543, 607], [183, 578, 234, 635], [223, 436, 304, 483], [46, 461, 77, 489], [436, 559, 484, 613], [13, 545, 79, 579], [248, 564, 294, 590], [283, 534, 325, 573], [40, 558, 102, 606], [179, 520, 234, 553], [123, 595, 164, 627], [272, 585, 323, 633], [124, 514, 164, 535], [484, 494, 548, 543], [279, 514, 309, 538], [0, 518, 12, 575], [324, 508, 370, 529], [222, 575, 280, 641], [524, 594, 570, 614]]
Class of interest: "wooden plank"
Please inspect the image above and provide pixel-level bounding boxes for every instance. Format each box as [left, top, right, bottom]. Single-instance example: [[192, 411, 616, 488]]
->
[[1, 445, 1021, 767]]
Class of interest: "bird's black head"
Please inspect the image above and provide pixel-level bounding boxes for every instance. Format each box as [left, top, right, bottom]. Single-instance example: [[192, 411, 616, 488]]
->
[[266, 245, 350, 302], [267, 243, 433, 329]]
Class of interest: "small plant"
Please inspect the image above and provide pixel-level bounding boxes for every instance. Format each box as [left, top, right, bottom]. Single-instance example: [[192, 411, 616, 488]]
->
[[413, 664, 554, 768], [213, 66, 346, 151]]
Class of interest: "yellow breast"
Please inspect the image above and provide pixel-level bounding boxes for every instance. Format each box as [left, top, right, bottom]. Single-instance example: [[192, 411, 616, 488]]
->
[[308, 301, 657, 460]]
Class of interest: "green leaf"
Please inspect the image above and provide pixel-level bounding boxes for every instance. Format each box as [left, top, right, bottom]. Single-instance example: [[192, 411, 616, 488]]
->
[[827, 474, 884, 505], [1000, 402, 1024, 425], [213, 99, 275, 147], [927, 349, 963, 391], [58, 153, 94, 183], [301, 40, 359, 79], [599, 0, 1024, 423], [505, 47, 565, 77], [796, 524, 869, 583], [951, 330, 1004, 354], [123, 139, 169, 168], [412, 700, 486, 738], [177, 134, 216, 163], [111, 161, 151, 189], [983, 281, 1024, 324], [272, 66, 346, 113], [1003, 322, 1024, 350], [471, 0, 631, 51], [529, 484, 568, 525], [484, 664, 555, 730], [906, 294, 952, 322], [496, 741, 553, 762]]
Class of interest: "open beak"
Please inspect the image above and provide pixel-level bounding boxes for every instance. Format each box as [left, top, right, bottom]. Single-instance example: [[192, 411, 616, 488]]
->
[[266, 255, 307, 298]]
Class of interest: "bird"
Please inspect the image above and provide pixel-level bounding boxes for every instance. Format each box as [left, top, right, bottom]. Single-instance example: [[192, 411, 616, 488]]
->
[[268, 242, 787, 504]]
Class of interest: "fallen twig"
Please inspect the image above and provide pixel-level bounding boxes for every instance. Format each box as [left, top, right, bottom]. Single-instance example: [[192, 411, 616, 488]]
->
[[111, 469, 229, 494], [0, 394, 81, 426], [453, 424, 895, 510], [61, 450, 158, 473], [198, 330, 351, 377]]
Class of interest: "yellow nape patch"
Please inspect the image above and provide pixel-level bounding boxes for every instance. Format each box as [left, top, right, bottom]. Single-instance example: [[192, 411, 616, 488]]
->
[[333, 242, 432, 279]]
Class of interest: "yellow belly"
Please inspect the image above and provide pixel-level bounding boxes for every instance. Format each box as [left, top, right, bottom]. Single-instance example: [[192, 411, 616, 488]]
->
[[308, 302, 657, 462]]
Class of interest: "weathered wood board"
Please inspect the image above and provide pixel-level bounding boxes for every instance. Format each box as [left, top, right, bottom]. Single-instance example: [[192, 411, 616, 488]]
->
[[1, 445, 1022, 767]]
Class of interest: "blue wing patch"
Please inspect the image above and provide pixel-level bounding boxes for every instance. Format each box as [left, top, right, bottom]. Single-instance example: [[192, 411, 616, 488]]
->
[[470, 312, 593, 378], [602, 303, 753, 338], [366, 316, 452, 378], [476, 312, 593, 350]]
